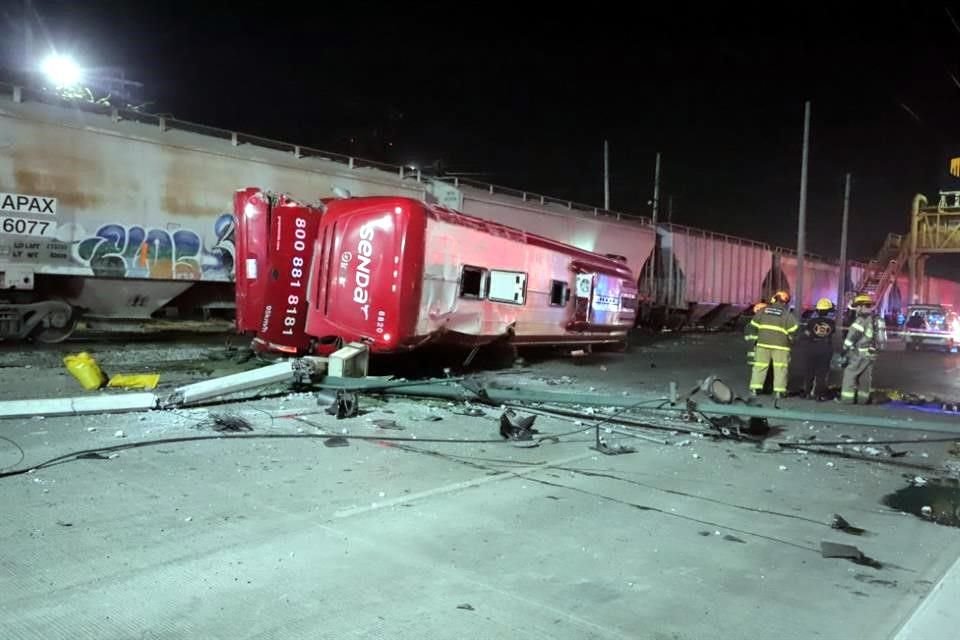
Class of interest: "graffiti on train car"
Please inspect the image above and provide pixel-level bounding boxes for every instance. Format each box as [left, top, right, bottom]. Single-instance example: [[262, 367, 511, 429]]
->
[[73, 213, 235, 280]]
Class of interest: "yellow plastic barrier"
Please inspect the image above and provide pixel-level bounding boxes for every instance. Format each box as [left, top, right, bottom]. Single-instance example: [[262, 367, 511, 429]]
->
[[107, 373, 160, 390], [63, 352, 107, 391]]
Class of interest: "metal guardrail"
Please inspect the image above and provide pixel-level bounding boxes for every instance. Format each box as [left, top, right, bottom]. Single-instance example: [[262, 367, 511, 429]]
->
[[0, 80, 853, 265]]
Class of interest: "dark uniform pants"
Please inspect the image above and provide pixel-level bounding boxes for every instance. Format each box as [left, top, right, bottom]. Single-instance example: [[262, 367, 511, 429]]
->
[[841, 354, 874, 404], [751, 346, 789, 394], [804, 344, 832, 397]]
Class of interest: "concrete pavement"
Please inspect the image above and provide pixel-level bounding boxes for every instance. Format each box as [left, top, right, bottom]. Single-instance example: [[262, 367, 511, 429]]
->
[[1, 332, 959, 639]]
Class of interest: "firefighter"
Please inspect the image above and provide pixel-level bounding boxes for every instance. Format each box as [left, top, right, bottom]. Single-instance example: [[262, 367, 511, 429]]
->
[[799, 298, 836, 400], [840, 294, 886, 404], [744, 301, 767, 367], [749, 290, 799, 400]]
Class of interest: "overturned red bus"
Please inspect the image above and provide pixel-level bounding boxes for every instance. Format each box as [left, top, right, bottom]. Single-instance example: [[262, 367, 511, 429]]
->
[[232, 188, 323, 354], [234, 190, 638, 355]]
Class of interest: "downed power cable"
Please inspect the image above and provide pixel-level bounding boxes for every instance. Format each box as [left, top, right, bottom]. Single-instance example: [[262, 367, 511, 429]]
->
[[0, 422, 597, 480]]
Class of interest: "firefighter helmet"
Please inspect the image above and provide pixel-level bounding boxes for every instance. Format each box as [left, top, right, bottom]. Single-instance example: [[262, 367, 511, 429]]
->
[[771, 290, 790, 304], [852, 294, 874, 307], [815, 298, 834, 311], [752, 302, 768, 314]]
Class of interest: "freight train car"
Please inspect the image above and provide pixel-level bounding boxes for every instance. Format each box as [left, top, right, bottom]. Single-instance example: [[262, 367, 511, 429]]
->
[[4, 81, 960, 341], [236, 189, 638, 355]]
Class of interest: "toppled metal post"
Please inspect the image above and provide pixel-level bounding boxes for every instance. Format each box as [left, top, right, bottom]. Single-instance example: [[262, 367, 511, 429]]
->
[[0, 344, 372, 419], [161, 360, 303, 408], [0, 393, 158, 419], [371, 383, 960, 436]]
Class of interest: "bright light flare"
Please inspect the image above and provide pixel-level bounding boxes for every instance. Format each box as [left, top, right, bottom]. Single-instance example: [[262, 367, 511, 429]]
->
[[41, 54, 83, 88]]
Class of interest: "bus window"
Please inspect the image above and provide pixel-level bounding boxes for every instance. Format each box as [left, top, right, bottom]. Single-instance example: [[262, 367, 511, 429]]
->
[[460, 265, 487, 298], [489, 270, 527, 305], [550, 280, 569, 306]]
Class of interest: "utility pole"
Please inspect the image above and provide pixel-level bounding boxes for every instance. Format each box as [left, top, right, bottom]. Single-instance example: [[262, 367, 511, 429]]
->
[[651, 152, 661, 225], [795, 101, 811, 313], [603, 140, 610, 210], [668, 195, 674, 224], [837, 173, 851, 312], [650, 152, 662, 297]]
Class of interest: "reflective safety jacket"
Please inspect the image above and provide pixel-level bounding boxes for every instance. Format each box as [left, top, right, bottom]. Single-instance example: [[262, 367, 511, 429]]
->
[[843, 313, 886, 358], [750, 303, 799, 351]]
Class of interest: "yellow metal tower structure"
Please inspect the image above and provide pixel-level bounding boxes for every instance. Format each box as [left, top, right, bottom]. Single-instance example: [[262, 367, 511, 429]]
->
[[908, 191, 960, 303]]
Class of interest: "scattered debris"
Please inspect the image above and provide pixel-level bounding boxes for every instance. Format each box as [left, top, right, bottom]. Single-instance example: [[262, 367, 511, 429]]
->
[[863, 447, 883, 457], [675, 439, 692, 447], [820, 541, 882, 567], [921, 506, 933, 517], [884, 445, 907, 458], [107, 373, 160, 390], [323, 436, 350, 448], [592, 437, 636, 456], [64, 352, 107, 390], [944, 460, 960, 478], [456, 603, 475, 611], [453, 406, 487, 417], [372, 419, 403, 430], [913, 476, 928, 487], [114, 430, 126, 438], [324, 390, 360, 419], [201, 413, 253, 433], [746, 417, 771, 435], [831, 514, 866, 536], [499, 409, 537, 441]]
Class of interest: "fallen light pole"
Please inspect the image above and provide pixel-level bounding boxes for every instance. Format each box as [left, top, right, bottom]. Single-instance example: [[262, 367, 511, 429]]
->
[[0, 343, 372, 420], [337, 381, 960, 437]]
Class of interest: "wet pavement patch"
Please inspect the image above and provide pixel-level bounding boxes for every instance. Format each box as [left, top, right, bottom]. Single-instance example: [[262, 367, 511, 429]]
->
[[882, 478, 960, 527]]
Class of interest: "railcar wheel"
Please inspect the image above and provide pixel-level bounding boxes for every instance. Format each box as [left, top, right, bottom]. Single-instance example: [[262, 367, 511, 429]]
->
[[33, 309, 78, 344]]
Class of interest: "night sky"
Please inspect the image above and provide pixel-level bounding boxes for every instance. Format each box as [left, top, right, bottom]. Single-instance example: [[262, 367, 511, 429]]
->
[[4, 1, 960, 275]]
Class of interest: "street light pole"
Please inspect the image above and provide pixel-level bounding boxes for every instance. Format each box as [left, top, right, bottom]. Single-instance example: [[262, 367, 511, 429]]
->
[[650, 152, 662, 297], [837, 173, 851, 310], [795, 101, 811, 312], [603, 140, 610, 210]]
